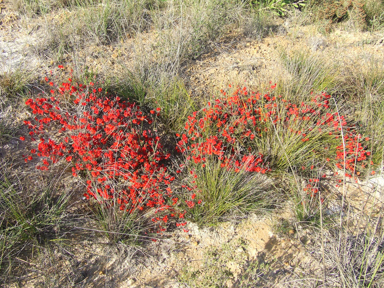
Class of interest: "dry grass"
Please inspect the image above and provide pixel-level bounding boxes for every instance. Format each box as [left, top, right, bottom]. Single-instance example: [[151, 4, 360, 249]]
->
[[284, 204, 384, 287]]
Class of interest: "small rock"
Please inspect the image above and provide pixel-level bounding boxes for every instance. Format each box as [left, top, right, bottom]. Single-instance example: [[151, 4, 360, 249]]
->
[[126, 278, 136, 285]]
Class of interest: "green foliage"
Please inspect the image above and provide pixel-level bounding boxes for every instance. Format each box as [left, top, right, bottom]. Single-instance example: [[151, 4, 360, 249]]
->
[[182, 158, 275, 226], [334, 57, 384, 166], [0, 171, 70, 277], [277, 49, 338, 99], [12, 0, 102, 16], [0, 123, 14, 146], [0, 70, 32, 100], [105, 72, 196, 134], [92, 201, 146, 244], [147, 79, 196, 134], [307, 0, 384, 31], [249, 0, 306, 16], [41, 0, 156, 59]]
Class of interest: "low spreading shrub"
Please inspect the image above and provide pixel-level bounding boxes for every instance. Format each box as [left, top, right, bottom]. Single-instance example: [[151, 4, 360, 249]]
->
[[175, 84, 376, 221], [20, 67, 184, 234], [177, 85, 373, 176], [20, 68, 377, 232]]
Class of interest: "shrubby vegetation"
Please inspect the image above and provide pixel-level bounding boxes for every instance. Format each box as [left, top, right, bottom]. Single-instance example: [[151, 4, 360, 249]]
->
[[1, 0, 384, 286]]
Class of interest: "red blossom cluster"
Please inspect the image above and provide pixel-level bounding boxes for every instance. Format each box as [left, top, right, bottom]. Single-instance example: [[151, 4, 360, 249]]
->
[[176, 85, 374, 202], [176, 87, 274, 174], [335, 133, 373, 178], [20, 73, 376, 232], [21, 73, 184, 229]]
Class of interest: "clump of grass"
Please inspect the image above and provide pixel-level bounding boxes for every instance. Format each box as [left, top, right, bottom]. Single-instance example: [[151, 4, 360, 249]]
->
[[175, 86, 349, 227], [11, 0, 102, 16], [242, 9, 280, 40], [92, 200, 151, 244], [281, 173, 321, 224], [334, 57, 384, 165], [0, 70, 32, 101], [326, 228, 384, 287], [145, 78, 196, 134], [152, 0, 244, 63], [277, 49, 338, 101], [0, 161, 71, 281], [180, 158, 276, 226], [40, 0, 156, 59], [364, 0, 384, 30], [100, 68, 196, 134], [293, 208, 384, 287], [40, 0, 245, 61], [12, 0, 167, 17]]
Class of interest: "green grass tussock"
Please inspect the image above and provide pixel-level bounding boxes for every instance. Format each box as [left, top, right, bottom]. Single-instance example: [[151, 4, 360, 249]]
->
[[180, 158, 276, 226], [0, 162, 71, 280], [277, 48, 338, 100]]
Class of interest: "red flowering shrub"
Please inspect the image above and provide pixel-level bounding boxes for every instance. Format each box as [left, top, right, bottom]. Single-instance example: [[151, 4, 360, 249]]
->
[[176, 85, 374, 219], [20, 70, 376, 230], [21, 69, 184, 232], [178, 85, 372, 175]]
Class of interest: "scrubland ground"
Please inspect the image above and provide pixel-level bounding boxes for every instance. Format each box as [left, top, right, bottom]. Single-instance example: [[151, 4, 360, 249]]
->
[[1, 0, 384, 287]]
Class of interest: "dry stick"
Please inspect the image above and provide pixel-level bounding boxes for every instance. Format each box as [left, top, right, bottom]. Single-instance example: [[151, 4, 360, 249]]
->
[[332, 98, 347, 252]]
